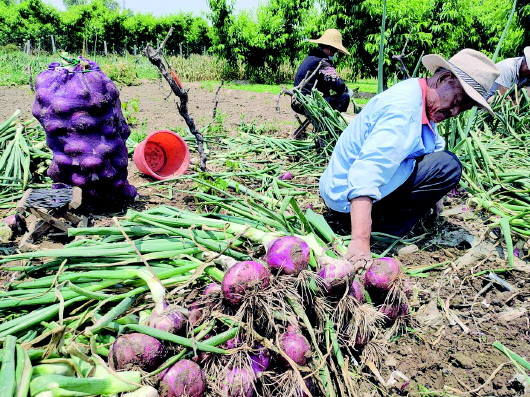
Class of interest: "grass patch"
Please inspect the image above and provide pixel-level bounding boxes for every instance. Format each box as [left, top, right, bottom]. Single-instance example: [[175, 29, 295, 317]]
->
[[348, 78, 378, 95]]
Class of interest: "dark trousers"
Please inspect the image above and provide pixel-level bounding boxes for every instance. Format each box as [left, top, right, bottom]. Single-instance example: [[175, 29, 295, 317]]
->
[[325, 92, 350, 112], [325, 150, 462, 236], [291, 92, 350, 115]]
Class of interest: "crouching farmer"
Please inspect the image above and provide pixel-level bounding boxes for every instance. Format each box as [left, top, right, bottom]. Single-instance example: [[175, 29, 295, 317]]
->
[[319, 49, 500, 264]]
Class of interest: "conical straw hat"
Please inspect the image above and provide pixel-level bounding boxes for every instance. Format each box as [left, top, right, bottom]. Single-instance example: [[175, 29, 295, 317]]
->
[[308, 29, 350, 55], [422, 49, 500, 115]]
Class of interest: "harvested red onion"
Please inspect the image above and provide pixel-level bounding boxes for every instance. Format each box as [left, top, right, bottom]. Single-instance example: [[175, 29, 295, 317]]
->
[[159, 359, 206, 397], [145, 304, 187, 334], [379, 303, 408, 322], [203, 282, 222, 296], [279, 330, 311, 366], [364, 257, 402, 294], [249, 346, 270, 375], [349, 279, 365, 303], [222, 367, 254, 397], [264, 236, 310, 276], [221, 261, 271, 305], [353, 332, 370, 350], [317, 258, 355, 294], [188, 283, 222, 327], [278, 172, 293, 180], [108, 333, 167, 372]]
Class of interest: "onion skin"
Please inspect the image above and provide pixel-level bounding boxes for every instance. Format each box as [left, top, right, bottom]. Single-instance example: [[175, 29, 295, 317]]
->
[[264, 236, 310, 276], [364, 257, 402, 294], [221, 261, 271, 306], [108, 333, 167, 372], [222, 367, 254, 397], [159, 359, 207, 397], [279, 331, 312, 366]]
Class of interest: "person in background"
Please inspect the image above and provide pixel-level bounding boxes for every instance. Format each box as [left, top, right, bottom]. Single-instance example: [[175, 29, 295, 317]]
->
[[489, 46, 530, 101], [292, 29, 352, 115], [319, 49, 500, 265]]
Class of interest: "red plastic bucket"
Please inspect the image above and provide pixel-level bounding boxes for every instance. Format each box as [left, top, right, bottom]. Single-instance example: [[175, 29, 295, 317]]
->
[[133, 130, 190, 180]]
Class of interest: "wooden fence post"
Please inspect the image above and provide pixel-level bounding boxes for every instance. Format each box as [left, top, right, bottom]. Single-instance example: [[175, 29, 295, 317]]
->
[[104, 41, 108, 56], [179, 43, 182, 57]]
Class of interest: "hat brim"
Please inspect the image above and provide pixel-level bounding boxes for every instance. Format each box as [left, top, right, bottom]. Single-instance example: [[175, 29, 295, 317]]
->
[[422, 54, 494, 116], [307, 38, 350, 55], [524, 46, 530, 62]]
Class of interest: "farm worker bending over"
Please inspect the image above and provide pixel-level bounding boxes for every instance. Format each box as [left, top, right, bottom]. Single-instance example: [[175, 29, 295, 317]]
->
[[291, 29, 352, 114], [319, 49, 500, 264], [488, 46, 530, 101]]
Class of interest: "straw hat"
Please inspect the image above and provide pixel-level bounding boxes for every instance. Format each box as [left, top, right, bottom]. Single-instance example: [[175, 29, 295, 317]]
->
[[308, 29, 350, 55], [422, 49, 500, 115], [524, 46, 530, 62]]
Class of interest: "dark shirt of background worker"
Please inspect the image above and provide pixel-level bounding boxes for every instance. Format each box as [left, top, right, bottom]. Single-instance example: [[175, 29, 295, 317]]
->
[[292, 29, 351, 114]]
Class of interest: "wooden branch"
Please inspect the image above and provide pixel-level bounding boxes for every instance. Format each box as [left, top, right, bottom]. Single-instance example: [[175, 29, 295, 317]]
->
[[158, 27, 173, 52], [143, 44, 208, 171], [275, 60, 324, 112], [392, 35, 413, 79], [212, 80, 224, 120]]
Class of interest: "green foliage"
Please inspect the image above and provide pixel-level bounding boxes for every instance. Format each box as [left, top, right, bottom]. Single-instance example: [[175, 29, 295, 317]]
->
[[121, 97, 140, 126], [101, 58, 139, 85], [0, 0, 528, 84], [208, 0, 317, 83], [0, 0, 211, 57], [322, 0, 524, 80]]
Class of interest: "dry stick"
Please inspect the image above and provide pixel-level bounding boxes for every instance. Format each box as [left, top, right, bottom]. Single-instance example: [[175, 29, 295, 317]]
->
[[275, 60, 325, 112], [391, 35, 414, 79], [212, 80, 225, 119], [143, 39, 207, 171]]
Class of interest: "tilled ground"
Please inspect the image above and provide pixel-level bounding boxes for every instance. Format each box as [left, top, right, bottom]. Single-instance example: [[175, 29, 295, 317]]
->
[[0, 81, 529, 396]]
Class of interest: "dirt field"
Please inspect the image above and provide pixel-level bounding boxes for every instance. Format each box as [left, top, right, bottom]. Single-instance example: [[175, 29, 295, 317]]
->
[[0, 81, 300, 139], [1, 82, 529, 396]]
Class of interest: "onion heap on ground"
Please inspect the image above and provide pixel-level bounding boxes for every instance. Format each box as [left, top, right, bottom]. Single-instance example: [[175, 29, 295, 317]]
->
[[0, 194, 412, 396]]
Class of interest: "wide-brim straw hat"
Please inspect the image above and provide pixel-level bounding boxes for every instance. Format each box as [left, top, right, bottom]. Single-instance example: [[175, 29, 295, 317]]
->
[[308, 29, 350, 55], [524, 46, 530, 62], [422, 49, 500, 115]]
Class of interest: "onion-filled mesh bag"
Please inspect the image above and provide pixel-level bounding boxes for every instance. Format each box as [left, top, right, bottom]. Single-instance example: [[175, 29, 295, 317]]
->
[[32, 57, 137, 210]]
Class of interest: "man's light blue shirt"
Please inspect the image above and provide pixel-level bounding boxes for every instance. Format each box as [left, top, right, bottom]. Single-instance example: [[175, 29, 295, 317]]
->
[[319, 78, 445, 213]]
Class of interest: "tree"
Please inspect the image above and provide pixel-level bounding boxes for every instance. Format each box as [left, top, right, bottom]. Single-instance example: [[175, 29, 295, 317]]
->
[[63, 0, 87, 7]]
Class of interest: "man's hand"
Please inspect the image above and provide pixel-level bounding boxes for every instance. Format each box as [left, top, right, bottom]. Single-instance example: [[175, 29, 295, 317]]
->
[[344, 238, 371, 271]]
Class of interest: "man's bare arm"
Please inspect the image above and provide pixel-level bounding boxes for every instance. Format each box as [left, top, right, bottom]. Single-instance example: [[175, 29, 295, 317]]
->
[[344, 196, 373, 263]]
